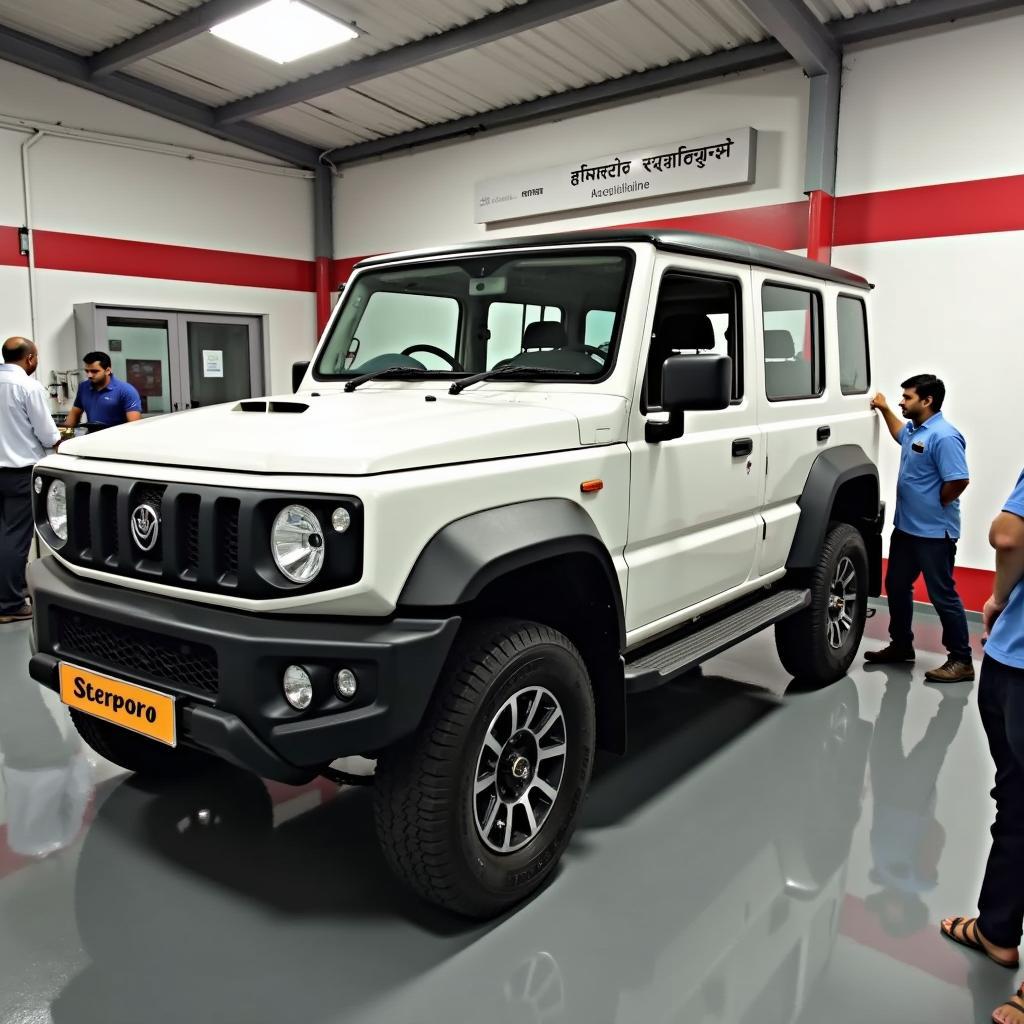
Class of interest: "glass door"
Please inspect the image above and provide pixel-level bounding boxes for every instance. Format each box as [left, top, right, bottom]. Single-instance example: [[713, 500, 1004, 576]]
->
[[177, 314, 264, 410], [102, 313, 175, 417]]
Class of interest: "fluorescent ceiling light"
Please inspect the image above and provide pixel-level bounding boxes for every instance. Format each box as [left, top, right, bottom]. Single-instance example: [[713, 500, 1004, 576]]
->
[[211, 0, 358, 64]]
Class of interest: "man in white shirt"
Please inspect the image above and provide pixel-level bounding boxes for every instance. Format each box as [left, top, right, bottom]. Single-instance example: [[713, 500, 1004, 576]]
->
[[0, 337, 60, 623]]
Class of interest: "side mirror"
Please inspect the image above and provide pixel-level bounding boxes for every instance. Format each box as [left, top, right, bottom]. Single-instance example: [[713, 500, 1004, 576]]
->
[[292, 360, 310, 394], [647, 354, 732, 443]]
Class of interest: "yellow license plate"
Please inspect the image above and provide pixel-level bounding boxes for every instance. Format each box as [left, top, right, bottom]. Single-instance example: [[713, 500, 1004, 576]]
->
[[59, 662, 177, 746]]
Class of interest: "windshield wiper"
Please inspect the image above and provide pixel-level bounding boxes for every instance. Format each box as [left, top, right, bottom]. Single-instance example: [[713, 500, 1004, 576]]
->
[[344, 366, 438, 392], [449, 365, 587, 396]]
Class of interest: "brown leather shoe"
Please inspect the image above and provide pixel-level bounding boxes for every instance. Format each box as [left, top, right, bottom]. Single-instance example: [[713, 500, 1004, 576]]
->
[[925, 659, 975, 683], [0, 603, 32, 624], [864, 644, 916, 664]]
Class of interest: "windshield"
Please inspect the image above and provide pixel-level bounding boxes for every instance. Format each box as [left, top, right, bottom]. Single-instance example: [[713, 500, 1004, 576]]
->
[[314, 250, 632, 381]]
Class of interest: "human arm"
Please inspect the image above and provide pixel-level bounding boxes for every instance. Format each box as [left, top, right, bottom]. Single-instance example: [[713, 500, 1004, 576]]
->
[[26, 384, 60, 450], [934, 434, 969, 507], [940, 480, 969, 507], [122, 384, 143, 423], [63, 405, 83, 428], [982, 471, 1024, 637], [870, 392, 904, 443]]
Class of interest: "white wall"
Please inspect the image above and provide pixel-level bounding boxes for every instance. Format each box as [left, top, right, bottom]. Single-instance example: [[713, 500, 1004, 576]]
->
[[335, 64, 810, 255], [0, 61, 318, 397], [835, 9, 1024, 574]]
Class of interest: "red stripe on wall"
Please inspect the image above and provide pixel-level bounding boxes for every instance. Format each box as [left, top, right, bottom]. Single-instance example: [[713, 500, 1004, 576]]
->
[[835, 174, 1024, 246], [30, 230, 316, 292], [881, 560, 993, 613]]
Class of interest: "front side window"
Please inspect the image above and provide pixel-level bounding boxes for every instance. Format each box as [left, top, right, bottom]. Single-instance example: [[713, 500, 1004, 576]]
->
[[314, 252, 632, 382], [762, 284, 824, 401], [644, 273, 743, 410]]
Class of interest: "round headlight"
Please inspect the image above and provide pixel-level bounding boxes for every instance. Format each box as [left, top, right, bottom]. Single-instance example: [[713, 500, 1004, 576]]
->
[[283, 665, 313, 710], [271, 505, 325, 583], [46, 480, 68, 542]]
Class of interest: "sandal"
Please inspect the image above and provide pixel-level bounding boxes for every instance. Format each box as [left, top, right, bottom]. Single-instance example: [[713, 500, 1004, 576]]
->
[[992, 983, 1024, 1024], [941, 917, 1019, 968]]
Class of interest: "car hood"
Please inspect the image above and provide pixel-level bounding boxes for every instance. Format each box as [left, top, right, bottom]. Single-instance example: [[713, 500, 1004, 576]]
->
[[59, 387, 627, 475]]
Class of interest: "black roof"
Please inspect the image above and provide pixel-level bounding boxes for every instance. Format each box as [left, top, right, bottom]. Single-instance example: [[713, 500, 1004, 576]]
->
[[356, 228, 872, 290]]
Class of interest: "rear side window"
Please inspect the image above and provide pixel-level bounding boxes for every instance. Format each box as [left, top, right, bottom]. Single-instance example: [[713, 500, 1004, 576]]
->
[[762, 284, 824, 401], [837, 295, 870, 395]]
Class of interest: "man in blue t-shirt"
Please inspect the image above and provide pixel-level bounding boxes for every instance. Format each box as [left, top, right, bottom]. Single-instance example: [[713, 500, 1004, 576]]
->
[[866, 374, 974, 682], [939, 468, 1024, 1019], [64, 351, 143, 430]]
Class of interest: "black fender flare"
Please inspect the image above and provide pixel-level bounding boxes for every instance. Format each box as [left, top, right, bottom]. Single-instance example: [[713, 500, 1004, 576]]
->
[[786, 445, 882, 572], [399, 498, 625, 647]]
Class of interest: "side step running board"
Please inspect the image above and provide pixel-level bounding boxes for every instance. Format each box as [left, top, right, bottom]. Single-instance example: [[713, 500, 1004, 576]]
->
[[624, 588, 811, 693]]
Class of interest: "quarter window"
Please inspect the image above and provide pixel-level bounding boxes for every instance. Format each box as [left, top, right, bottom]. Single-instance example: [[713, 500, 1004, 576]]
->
[[837, 295, 870, 395], [762, 284, 824, 401]]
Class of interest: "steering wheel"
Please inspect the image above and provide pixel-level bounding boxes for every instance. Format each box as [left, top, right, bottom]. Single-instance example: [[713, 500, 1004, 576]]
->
[[401, 345, 464, 371]]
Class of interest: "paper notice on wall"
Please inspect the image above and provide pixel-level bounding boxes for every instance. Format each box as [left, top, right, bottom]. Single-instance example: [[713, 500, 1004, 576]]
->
[[203, 350, 224, 378]]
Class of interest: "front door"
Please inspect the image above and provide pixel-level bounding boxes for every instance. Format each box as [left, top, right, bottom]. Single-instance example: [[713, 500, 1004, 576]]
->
[[624, 259, 765, 637]]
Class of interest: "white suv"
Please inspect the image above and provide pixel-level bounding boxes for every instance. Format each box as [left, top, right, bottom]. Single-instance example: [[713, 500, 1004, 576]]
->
[[28, 229, 883, 917]]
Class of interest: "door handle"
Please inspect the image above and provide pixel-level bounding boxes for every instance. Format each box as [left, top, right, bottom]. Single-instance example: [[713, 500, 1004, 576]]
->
[[817, 426, 831, 442], [732, 437, 754, 458]]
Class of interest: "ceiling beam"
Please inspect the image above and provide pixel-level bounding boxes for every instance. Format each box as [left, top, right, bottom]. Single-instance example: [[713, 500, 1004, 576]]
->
[[89, 0, 259, 78], [740, 0, 839, 77], [324, 40, 791, 165], [831, 0, 1024, 45], [0, 22, 321, 167], [215, 0, 622, 125]]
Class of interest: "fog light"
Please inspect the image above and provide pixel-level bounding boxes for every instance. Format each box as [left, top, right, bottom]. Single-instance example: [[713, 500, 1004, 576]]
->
[[33, 476, 43, 494], [331, 507, 351, 533], [283, 665, 313, 710], [334, 668, 357, 699]]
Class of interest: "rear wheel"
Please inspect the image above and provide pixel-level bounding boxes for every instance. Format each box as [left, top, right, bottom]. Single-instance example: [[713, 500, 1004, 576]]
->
[[70, 710, 213, 775], [775, 523, 868, 686], [373, 618, 596, 918]]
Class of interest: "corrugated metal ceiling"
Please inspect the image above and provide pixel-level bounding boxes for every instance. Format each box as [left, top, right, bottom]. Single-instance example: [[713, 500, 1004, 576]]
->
[[0, 0, 917, 152]]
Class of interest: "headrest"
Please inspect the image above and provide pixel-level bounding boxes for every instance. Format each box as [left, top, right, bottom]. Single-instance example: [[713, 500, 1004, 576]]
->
[[764, 330, 796, 359], [522, 321, 568, 350], [656, 313, 715, 350]]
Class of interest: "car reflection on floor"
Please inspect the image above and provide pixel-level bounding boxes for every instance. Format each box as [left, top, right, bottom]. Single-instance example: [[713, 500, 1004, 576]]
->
[[48, 667, 872, 1024]]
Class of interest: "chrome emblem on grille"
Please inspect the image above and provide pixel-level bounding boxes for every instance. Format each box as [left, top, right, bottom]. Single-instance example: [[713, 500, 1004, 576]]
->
[[130, 504, 160, 551]]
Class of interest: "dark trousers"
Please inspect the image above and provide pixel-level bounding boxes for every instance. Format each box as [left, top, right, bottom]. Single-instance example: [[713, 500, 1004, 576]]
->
[[886, 527, 972, 662], [977, 655, 1024, 948], [0, 466, 34, 614]]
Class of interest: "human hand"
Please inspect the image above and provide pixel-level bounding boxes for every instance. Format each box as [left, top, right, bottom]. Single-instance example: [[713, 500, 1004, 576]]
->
[[870, 391, 888, 412], [982, 594, 1007, 639]]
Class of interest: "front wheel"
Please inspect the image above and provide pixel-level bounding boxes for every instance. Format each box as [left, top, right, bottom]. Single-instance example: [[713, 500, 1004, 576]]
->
[[775, 523, 868, 686], [373, 619, 596, 918]]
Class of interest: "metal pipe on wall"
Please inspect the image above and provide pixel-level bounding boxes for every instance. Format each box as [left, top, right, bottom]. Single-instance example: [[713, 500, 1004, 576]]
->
[[19, 128, 44, 350]]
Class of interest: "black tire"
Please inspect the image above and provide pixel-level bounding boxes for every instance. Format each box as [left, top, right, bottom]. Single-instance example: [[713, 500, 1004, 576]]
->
[[373, 618, 596, 918], [70, 709, 214, 776], [775, 523, 868, 686]]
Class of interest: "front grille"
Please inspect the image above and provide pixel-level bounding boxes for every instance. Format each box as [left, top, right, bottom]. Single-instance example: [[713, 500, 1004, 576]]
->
[[38, 471, 363, 597], [57, 610, 219, 696]]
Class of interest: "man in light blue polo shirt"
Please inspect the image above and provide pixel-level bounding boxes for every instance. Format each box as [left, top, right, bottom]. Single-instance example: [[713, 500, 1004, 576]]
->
[[64, 351, 143, 430], [939, 468, 1024, 1016], [866, 373, 974, 682]]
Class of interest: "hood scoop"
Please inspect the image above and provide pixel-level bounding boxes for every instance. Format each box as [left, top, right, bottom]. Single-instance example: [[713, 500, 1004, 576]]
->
[[235, 400, 308, 414]]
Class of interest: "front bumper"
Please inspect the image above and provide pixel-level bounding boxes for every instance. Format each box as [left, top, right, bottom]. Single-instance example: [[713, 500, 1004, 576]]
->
[[28, 557, 460, 783]]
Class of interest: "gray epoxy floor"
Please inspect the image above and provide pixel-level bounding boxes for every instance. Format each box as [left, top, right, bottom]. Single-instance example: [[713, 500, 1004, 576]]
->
[[0, 608, 1016, 1024]]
